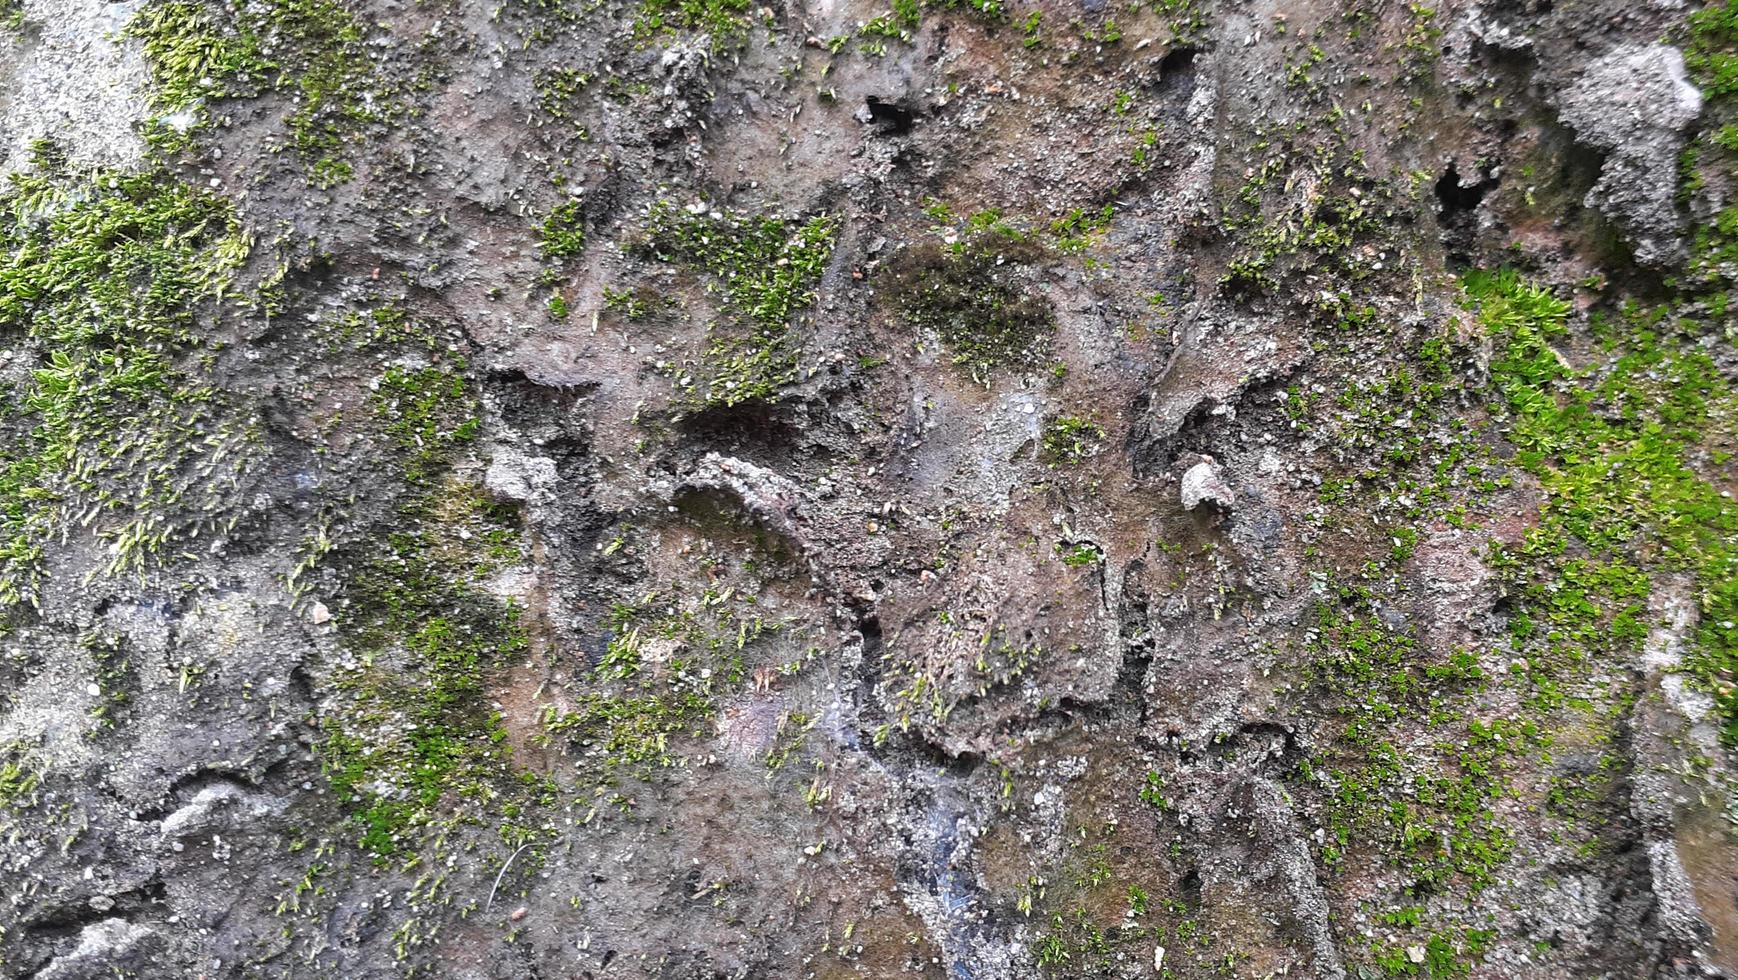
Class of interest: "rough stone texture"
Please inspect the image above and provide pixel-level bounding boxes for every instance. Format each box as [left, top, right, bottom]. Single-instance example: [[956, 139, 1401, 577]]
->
[[0, 0, 1735, 976], [33, 918, 163, 980], [0, 0, 151, 172]]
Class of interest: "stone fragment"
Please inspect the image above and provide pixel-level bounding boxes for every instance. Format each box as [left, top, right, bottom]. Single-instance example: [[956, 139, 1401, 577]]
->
[[160, 782, 285, 839], [36, 919, 159, 980], [484, 449, 559, 505], [1180, 458, 1234, 511]]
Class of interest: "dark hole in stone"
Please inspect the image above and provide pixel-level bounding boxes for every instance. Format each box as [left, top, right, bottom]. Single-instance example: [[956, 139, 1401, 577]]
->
[[676, 398, 813, 467], [1431, 158, 1504, 273], [1180, 868, 1203, 906], [1159, 45, 1197, 78], [865, 96, 914, 134], [1153, 46, 1200, 101], [1434, 161, 1497, 217]]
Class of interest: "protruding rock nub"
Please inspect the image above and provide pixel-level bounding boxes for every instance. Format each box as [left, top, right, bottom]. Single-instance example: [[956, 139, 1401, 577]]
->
[[1181, 457, 1234, 512]]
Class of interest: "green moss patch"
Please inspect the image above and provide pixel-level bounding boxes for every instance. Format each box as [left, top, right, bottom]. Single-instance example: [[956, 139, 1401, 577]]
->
[[129, 0, 383, 185], [1465, 270, 1738, 735], [633, 0, 753, 49], [541, 588, 769, 778], [0, 149, 254, 608], [0, 741, 41, 813], [1041, 415, 1106, 465], [885, 215, 1055, 384], [321, 515, 536, 862], [371, 364, 482, 485], [636, 200, 837, 410]]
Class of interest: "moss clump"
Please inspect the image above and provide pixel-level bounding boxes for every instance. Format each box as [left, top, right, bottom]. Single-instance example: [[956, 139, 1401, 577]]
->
[[272, 0, 378, 186], [541, 587, 774, 794], [370, 363, 481, 485], [319, 479, 538, 862], [315, 342, 539, 864], [538, 199, 587, 258], [1688, 0, 1738, 101], [322, 569, 529, 859], [1153, 0, 1206, 42], [638, 200, 837, 409], [1675, 0, 1738, 317], [1041, 416, 1105, 465], [1289, 593, 1516, 893], [927, 0, 1006, 20], [127, 1, 271, 112], [633, 0, 752, 48], [885, 217, 1055, 383], [324, 303, 442, 352], [1221, 187, 1390, 295], [642, 201, 836, 330], [0, 148, 255, 609], [1368, 928, 1495, 978], [534, 67, 593, 121], [1268, 269, 1698, 968], [1056, 542, 1101, 567], [129, 0, 382, 185], [0, 742, 41, 812], [1303, 325, 1495, 564]]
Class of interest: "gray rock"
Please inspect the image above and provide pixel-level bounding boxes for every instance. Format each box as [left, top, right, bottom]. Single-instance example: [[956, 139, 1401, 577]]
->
[[1557, 44, 1702, 266], [159, 781, 285, 840], [35, 919, 161, 980], [1646, 838, 1713, 947], [484, 449, 560, 505], [0, 0, 151, 174]]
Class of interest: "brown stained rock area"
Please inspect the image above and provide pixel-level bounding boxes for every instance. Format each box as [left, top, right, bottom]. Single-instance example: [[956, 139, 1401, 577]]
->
[[1680, 801, 1738, 975]]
